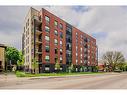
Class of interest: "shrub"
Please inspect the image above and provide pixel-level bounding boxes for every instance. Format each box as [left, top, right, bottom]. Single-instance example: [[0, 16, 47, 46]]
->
[[16, 71, 26, 77]]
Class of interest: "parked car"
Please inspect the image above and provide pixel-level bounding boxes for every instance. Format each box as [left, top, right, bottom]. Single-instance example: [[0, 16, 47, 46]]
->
[[114, 70, 122, 73]]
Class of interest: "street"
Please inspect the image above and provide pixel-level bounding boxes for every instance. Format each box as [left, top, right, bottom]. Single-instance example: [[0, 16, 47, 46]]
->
[[0, 73, 127, 89]]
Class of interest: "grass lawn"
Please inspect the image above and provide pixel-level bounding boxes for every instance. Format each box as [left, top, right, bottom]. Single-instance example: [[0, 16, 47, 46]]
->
[[16, 71, 105, 77]]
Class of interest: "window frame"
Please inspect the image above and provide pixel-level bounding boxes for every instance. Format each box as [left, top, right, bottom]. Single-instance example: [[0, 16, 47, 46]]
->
[[54, 20, 58, 28], [45, 55, 50, 62], [60, 32, 63, 38], [54, 39, 58, 45], [54, 30, 58, 36], [59, 23, 63, 30], [45, 26, 50, 33], [45, 45, 50, 52], [45, 16, 50, 23], [45, 35, 50, 42]]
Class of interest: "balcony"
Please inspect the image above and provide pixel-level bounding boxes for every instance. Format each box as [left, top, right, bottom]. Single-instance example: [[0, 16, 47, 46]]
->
[[35, 55, 42, 64], [35, 27, 42, 35], [35, 36, 42, 45], [36, 49, 42, 54], [36, 61, 42, 64], [34, 16, 42, 27], [84, 38, 88, 42]]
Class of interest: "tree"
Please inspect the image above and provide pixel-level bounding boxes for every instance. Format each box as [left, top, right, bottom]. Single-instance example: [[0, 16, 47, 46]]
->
[[102, 51, 125, 71], [17, 51, 24, 65], [5, 47, 20, 71], [55, 60, 60, 72], [69, 64, 75, 73], [32, 58, 39, 74], [17, 51, 24, 71]]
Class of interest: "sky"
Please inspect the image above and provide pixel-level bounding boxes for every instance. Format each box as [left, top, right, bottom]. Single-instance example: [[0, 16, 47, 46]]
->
[[0, 6, 127, 60]]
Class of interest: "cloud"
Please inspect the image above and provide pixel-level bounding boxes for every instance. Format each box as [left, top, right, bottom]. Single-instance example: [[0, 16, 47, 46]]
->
[[0, 6, 127, 60], [0, 6, 29, 49], [39, 6, 127, 59]]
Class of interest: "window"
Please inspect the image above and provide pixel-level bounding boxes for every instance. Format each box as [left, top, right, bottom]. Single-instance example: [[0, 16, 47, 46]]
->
[[26, 39, 27, 46], [60, 49, 63, 55], [76, 32, 78, 36], [81, 48, 82, 52], [28, 46, 29, 53], [45, 45, 50, 52], [28, 55, 29, 62], [81, 60, 82, 63], [26, 56, 27, 63], [76, 59, 78, 64], [27, 19, 29, 26], [45, 16, 50, 23], [60, 32, 63, 38], [88, 38, 90, 42], [76, 46, 78, 51], [84, 48, 87, 52], [81, 54, 82, 59], [60, 57, 63, 63], [28, 28, 29, 35], [45, 26, 50, 33], [28, 37, 29, 44], [54, 21, 58, 27], [88, 55, 90, 59], [55, 48, 58, 54], [55, 57, 58, 63], [45, 36, 50, 42], [60, 41, 62, 46], [76, 39, 78, 43], [45, 55, 50, 62], [81, 35, 83, 39], [80, 41, 83, 45], [26, 30, 27, 37], [84, 60, 87, 64], [26, 23, 27, 29], [60, 23, 63, 30], [76, 53, 78, 56], [54, 30, 58, 36], [88, 45, 90, 48], [24, 27, 25, 33], [54, 39, 58, 45]]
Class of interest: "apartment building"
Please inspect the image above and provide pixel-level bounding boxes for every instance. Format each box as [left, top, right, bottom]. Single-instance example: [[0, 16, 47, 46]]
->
[[0, 44, 6, 72], [22, 7, 98, 73]]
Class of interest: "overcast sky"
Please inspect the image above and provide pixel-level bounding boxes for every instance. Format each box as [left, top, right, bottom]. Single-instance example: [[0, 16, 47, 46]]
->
[[0, 6, 127, 59]]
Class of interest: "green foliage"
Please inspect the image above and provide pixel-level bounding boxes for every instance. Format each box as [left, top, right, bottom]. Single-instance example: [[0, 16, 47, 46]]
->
[[55, 60, 60, 71], [5, 47, 20, 65], [17, 51, 24, 66], [16, 71, 104, 77], [16, 71, 26, 77], [68, 64, 75, 73], [32, 58, 39, 74]]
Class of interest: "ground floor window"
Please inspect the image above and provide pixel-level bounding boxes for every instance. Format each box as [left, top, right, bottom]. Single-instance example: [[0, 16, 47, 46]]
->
[[45, 55, 50, 62]]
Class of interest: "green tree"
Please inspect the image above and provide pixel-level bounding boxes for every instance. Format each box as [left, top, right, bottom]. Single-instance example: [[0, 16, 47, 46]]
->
[[17, 51, 24, 66], [32, 58, 39, 74], [5, 47, 20, 71], [68, 64, 75, 73], [55, 60, 60, 72]]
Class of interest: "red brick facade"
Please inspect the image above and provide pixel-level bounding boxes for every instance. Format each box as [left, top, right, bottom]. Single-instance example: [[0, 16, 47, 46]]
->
[[23, 7, 98, 73]]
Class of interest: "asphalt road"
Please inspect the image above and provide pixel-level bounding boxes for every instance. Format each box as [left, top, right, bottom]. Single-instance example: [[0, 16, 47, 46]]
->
[[1, 73, 127, 89]]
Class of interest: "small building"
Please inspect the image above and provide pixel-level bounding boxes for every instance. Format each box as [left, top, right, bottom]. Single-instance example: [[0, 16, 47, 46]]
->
[[0, 44, 6, 72]]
